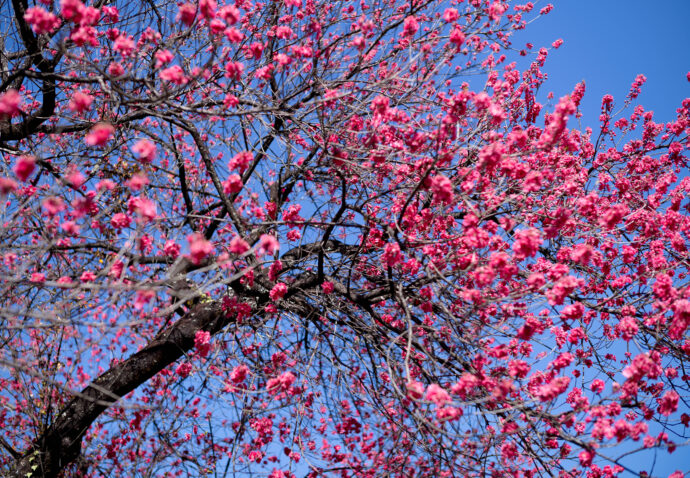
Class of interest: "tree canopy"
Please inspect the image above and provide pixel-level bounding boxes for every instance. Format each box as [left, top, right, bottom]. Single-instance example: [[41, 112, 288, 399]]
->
[[0, 0, 689, 476]]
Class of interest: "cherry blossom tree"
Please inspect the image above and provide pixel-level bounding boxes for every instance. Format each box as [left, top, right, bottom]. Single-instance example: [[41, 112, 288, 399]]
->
[[0, 0, 689, 476]]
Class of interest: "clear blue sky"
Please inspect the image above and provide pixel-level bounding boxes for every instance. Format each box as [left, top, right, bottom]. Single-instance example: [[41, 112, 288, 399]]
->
[[512, 0, 690, 130], [513, 2, 690, 476]]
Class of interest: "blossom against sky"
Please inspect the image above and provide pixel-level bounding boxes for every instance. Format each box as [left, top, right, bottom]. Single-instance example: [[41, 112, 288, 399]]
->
[[515, 1, 690, 127]]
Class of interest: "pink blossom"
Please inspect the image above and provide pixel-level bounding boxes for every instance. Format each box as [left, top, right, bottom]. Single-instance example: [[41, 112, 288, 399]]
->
[[31, 272, 46, 282], [70, 25, 97, 46], [85, 123, 114, 147], [257, 234, 280, 256], [508, 360, 530, 378], [321, 281, 334, 294], [228, 151, 253, 174], [265, 201, 277, 219], [108, 62, 125, 77], [109, 260, 124, 279], [670, 299, 690, 340], [488, 1, 507, 22], [473, 92, 491, 110], [517, 315, 543, 340], [274, 53, 292, 67], [134, 289, 155, 310], [436, 406, 462, 422], [658, 390, 680, 416], [219, 4, 240, 24], [425, 383, 451, 406], [275, 25, 294, 39], [535, 376, 570, 401], [80, 271, 96, 282], [406, 380, 424, 399], [248, 42, 264, 59], [570, 243, 593, 265], [222, 174, 243, 194], [539, 95, 576, 146], [449, 26, 465, 47], [128, 197, 157, 223], [255, 65, 274, 80], [198, 0, 216, 18], [102, 5, 118, 22], [113, 34, 135, 57], [225, 61, 244, 80], [110, 213, 131, 229], [229, 236, 250, 255], [96, 179, 115, 191], [24, 6, 60, 34], [163, 240, 180, 258], [442, 8, 459, 22], [126, 173, 149, 191], [13, 156, 35, 182], [561, 302, 584, 321], [479, 141, 505, 168], [224, 93, 239, 108], [281, 204, 302, 225], [68, 90, 93, 113], [270, 283, 288, 301], [0, 90, 22, 118], [57, 276, 74, 286], [177, 3, 196, 26], [176, 362, 192, 378], [268, 260, 283, 281], [381, 242, 403, 267], [132, 139, 157, 163], [622, 353, 662, 382], [194, 330, 212, 357], [160, 65, 187, 85], [187, 233, 213, 264], [66, 168, 85, 187], [154, 50, 174, 68], [546, 275, 582, 306], [61, 220, 80, 235], [653, 273, 677, 301], [371, 95, 389, 114], [0, 178, 17, 195], [230, 364, 249, 383], [616, 316, 639, 341], [78, 6, 100, 26], [578, 449, 594, 467], [512, 228, 542, 261], [522, 171, 542, 192], [221, 26, 242, 44], [549, 352, 573, 372], [430, 174, 454, 204], [402, 16, 419, 37], [42, 196, 66, 216], [60, 0, 85, 22], [590, 379, 605, 393], [501, 441, 518, 460], [267, 371, 296, 393], [599, 203, 629, 229], [286, 229, 301, 241]]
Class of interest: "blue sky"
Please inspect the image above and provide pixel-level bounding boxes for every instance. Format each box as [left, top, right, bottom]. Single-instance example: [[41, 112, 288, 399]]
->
[[513, 0, 690, 129]]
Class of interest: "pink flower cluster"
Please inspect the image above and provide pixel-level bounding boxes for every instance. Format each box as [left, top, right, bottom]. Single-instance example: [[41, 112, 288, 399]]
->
[[0, 90, 22, 118], [186, 233, 214, 264], [24, 6, 61, 34], [194, 330, 212, 357], [269, 283, 288, 302]]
